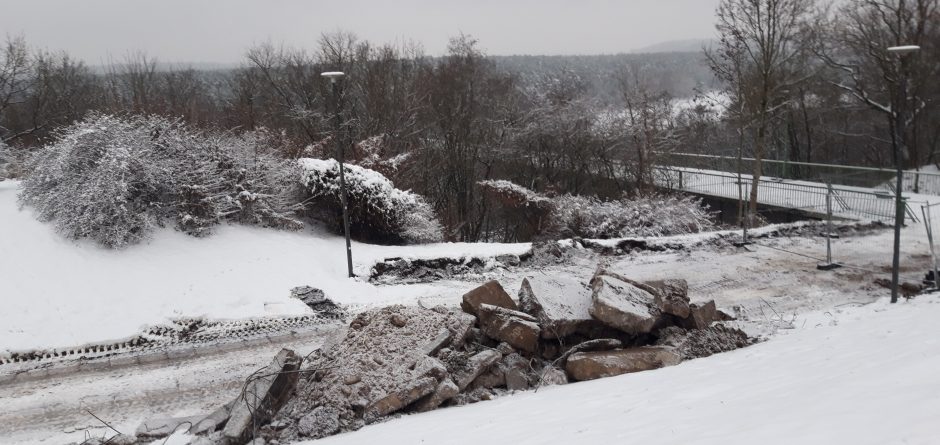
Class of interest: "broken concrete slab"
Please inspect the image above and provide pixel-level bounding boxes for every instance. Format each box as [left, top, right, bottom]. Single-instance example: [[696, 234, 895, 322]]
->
[[461, 280, 518, 315], [223, 348, 302, 443], [420, 329, 453, 357], [454, 349, 502, 391], [469, 365, 506, 390], [539, 366, 569, 386], [505, 367, 529, 391], [518, 275, 603, 339], [413, 378, 460, 412], [646, 279, 691, 318], [681, 300, 719, 330], [589, 274, 658, 335], [476, 304, 541, 353], [501, 352, 531, 391], [444, 311, 476, 348], [364, 376, 438, 422], [556, 338, 624, 366], [414, 356, 449, 382], [190, 399, 235, 435], [565, 347, 681, 381]]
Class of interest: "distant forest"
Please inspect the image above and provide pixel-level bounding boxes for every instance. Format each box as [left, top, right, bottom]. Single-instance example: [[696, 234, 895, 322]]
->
[[2, 0, 938, 240]]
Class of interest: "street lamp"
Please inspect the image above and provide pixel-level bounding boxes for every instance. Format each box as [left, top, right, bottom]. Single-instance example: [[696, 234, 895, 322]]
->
[[321, 71, 355, 278], [886, 45, 920, 303]]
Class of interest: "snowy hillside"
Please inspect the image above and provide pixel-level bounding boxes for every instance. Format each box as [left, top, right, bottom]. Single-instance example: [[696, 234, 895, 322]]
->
[[0, 181, 530, 353]]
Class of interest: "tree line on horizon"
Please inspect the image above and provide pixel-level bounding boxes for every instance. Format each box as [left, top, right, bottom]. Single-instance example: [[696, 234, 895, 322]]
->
[[1, 0, 938, 239]]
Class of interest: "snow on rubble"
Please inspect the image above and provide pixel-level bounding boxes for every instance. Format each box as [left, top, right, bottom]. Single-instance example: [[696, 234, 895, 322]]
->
[[308, 296, 940, 445], [0, 180, 530, 353]]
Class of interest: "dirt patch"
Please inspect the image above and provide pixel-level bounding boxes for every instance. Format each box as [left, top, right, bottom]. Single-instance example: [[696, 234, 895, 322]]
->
[[370, 253, 530, 284], [654, 324, 754, 360]]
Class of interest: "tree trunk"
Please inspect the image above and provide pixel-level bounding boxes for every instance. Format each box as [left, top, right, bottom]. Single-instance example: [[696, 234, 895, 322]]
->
[[749, 117, 767, 219]]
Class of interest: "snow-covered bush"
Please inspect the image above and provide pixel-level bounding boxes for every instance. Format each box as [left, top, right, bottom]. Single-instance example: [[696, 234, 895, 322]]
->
[[19, 115, 175, 247], [476, 178, 715, 240], [551, 193, 714, 239], [0, 140, 10, 180], [19, 114, 302, 247], [299, 158, 443, 244], [477, 179, 554, 242], [175, 128, 303, 237]]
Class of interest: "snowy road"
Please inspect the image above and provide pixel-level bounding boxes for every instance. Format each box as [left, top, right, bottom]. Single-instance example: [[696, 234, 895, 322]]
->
[[0, 326, 342, 445]]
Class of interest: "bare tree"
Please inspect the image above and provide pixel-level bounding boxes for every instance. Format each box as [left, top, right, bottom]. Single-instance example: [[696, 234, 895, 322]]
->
[[617, 65, 677, 190], [706, 0, 818, 218], [0, 36, 30, 142], [819, 0, 939, 170]]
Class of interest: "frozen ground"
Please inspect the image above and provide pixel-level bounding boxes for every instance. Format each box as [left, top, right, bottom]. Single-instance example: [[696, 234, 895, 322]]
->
[[0, 180, 529, 353], [307, 296, 940, 445], [0, 327, 336, 445], [2, 176, 940, 445]]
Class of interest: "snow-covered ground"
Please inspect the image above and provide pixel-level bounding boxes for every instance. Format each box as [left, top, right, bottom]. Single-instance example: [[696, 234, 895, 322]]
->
[[307, 296, 940, 445], [3, 174, 940, 445], [0, 180, 529, 353]]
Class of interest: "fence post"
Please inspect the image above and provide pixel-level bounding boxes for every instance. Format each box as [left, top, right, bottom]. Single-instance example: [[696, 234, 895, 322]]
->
[[818, 183, 841, 270], [922, 204, 939, 290], [679, 170, 684, 189]]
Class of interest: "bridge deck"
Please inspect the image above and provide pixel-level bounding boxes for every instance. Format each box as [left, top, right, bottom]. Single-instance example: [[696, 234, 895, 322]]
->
[[656, 167, 935, 222]]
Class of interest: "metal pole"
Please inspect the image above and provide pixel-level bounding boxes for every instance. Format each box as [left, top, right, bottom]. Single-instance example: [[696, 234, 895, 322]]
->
[[890, 54, 911, 303], [826, 186, 832, 264], [818, 183, 841, 271], [326, 74, 355, 278], [922, 205, 938, 290]]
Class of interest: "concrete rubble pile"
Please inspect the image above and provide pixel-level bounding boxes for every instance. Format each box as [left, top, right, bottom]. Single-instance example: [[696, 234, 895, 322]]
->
[[120, 270, 751, 445]]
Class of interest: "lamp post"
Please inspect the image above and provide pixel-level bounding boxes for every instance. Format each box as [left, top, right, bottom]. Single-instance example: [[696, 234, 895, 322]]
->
[[321, 71, 354, 278], [887, 45, 920, 303]]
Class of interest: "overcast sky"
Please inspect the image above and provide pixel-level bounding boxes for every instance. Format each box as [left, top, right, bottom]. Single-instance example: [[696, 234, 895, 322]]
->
[[2, 0, 721, 64]]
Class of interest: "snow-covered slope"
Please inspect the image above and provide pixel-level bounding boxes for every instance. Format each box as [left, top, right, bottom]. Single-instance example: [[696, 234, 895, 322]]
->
[[0, 181, 530, 353], [311, 297, 940, 445]]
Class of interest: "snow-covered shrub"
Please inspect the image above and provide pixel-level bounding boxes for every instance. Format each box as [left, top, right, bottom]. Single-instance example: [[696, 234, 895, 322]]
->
[[299, 158, 443, 244], [477, 179, 554, 242], [0, 140, 31, 180], [19, 114, 175, 247], [551, 193, 714, 239], [0, 140, 9, 179], [476, 178, 715, 241], [19, 114, 303, 247], [175, 128, 303, 237]]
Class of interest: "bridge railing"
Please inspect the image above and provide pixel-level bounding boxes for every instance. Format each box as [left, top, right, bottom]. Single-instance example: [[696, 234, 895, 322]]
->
[[654, 166, 918, 223], [656, 152, 940, 196]]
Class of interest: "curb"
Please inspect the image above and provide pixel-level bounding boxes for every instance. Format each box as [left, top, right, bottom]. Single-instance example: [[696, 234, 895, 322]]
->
[[0, 324, 339, 386]]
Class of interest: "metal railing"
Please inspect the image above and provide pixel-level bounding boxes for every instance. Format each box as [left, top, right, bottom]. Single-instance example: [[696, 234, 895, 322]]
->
[[656, 152, 940, 195], [655, 166, 919, 223]]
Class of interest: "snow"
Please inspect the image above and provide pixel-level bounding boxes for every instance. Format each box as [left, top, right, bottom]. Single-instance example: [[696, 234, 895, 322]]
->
[[477, 179, 552, 205], [308, 296, 940, 445], [0, 180, 530, 353]]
